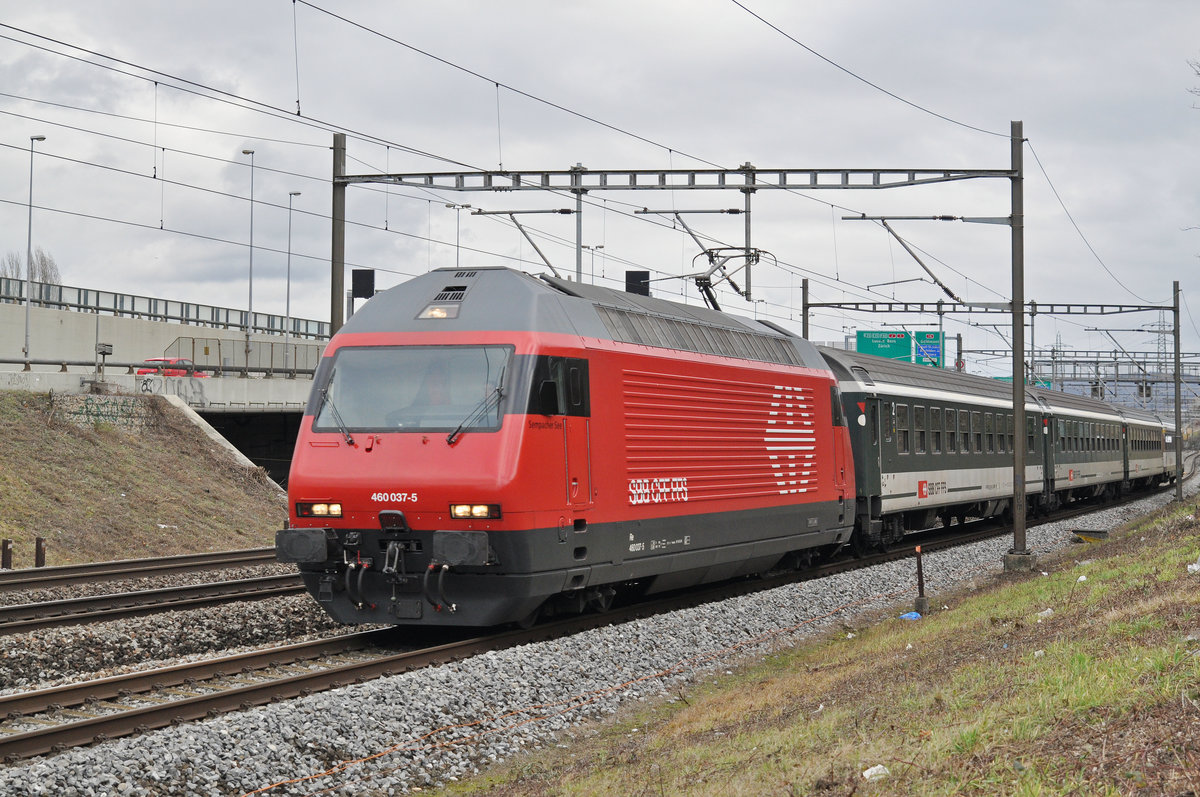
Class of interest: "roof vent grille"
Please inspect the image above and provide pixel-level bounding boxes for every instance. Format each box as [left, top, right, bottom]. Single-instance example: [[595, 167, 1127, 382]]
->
[[453, 271, 478, 279], [434, 285, 468, 302]]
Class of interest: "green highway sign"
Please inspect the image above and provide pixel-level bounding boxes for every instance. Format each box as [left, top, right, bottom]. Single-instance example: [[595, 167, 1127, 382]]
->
[[913, 331, 943, 368], [856, 330, 911, 361]]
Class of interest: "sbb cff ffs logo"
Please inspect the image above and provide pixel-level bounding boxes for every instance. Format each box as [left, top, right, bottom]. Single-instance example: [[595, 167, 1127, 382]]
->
[[918, 480, 948, 499]]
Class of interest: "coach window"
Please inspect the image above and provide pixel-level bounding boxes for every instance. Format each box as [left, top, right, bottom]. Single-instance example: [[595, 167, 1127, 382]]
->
[[883, 402, 894, 444], [1026, 416, 1036, 454], [914, 405, 927, 454], [896, 403, 910, 454], [971, 411, 982, 454], [930, 407, 943, 454], [959, 411, 970, 454], [983, 413, 994, 454], [946, 409, 957, 453]]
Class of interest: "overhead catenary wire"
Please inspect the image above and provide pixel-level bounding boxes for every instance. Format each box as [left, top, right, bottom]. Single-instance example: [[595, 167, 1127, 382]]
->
[[1, 14, 1177, 365], [727, 0, 1008, 139], [1026, 140, 1159, 305], [0, 20, 893, 305]]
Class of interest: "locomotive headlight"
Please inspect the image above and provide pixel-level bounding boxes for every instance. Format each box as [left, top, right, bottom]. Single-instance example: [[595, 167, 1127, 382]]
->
[[297, 502, 343, 518], [450, 503, 501, 519]]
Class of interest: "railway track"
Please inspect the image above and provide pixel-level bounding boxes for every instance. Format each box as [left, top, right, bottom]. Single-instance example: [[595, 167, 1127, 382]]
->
[[0, 535, 936, 762], [1, 471, 1190, 763], [0, 573, 304, 633], [0, 547, 276, 593]]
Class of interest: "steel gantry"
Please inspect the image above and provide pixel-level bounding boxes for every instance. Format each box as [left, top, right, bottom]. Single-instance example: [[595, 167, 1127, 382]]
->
[[328, 123, 1049, 563], [328, 147, 1014, 331]]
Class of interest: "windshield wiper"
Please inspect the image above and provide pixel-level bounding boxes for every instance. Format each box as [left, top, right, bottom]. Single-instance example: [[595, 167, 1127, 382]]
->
[[318, 371, 355, 446], [446, 371, 505, 446]]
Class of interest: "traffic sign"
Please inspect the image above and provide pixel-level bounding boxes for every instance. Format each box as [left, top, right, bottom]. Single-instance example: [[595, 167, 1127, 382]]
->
[[856, 330, 911, 361], [913, 331, 943, 368]]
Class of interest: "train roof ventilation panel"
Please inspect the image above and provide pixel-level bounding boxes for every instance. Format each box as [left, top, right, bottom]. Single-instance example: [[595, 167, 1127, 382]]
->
[[453, 270, 478, 279], [434, 285, 468, 302]]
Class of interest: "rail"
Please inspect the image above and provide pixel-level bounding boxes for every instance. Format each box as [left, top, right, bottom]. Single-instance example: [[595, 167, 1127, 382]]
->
[[0, 574, 304, 633], [0, 547, 277, 591]]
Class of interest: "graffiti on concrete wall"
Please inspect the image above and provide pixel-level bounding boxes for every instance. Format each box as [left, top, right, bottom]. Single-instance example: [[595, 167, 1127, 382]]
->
[[139, 375, 209, 406], [1, 372, 39, 389], [52, 392, 156, 431]]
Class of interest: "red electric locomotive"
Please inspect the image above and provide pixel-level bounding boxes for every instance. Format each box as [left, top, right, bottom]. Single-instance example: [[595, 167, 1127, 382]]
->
[[277, 267, 855, 626]]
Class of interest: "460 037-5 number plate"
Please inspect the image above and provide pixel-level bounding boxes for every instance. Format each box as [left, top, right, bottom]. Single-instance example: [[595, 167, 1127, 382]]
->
[[370, 492, 418, 502]]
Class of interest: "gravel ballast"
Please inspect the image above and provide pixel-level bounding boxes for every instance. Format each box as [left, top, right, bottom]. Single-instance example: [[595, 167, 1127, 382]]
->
[[0, 482, 1194, 796]]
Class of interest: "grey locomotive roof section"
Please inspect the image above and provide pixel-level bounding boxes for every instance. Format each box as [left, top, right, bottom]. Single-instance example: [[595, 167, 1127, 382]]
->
[[339, 267, 579, 335], [540, 273, 829, 371], [339, 266, 828, 370], [542, 273, 767, 332]]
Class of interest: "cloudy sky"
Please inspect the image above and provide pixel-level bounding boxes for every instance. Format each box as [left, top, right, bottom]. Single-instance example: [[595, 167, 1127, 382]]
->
[[2, 1, 1198, 375]]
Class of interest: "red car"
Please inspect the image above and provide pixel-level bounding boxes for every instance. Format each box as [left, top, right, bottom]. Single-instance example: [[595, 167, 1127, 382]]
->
[[136, 357, 209, 377]]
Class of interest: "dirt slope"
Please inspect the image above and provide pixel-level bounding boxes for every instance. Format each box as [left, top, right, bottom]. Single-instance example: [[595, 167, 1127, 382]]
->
[[0, 390, 286, 567]]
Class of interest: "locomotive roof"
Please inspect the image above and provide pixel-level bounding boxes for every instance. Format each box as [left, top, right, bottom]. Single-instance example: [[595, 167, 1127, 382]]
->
[[341, 266, 829, 371]]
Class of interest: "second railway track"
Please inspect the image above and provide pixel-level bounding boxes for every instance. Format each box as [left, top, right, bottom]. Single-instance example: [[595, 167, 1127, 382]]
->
[[0, 572, 303, 633], [0, 547, 276, 593]]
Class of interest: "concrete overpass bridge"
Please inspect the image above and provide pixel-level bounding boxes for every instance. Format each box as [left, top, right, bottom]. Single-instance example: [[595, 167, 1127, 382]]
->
[[1, 278, 330, 481]]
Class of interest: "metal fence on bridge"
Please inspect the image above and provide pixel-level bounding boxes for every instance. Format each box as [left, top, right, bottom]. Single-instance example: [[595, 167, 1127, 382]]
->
[[0, 277, 329, 340]]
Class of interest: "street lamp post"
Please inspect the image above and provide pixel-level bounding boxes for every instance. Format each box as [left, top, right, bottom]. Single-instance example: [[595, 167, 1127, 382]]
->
[[23, 135, 46, 368], [285, 191, 301, 371], [242, 149, 255, 370], [445, 203, 471, 267]]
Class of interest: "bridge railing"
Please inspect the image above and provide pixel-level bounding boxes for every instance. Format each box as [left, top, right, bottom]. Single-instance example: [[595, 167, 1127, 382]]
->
[[164, 337, 324, 373], [0, 357, 317, 379], [0, 277, 329, 340]]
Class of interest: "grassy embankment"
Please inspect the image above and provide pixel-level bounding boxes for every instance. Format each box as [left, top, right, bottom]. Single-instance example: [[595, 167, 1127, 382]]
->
[[446, 494, 1200, 795], [0, 390, 284, 567]]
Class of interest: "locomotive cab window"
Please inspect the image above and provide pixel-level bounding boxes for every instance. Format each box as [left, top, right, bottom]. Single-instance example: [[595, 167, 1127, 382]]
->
[[528, 356, 591, 417], [312, 344, 513, 433], [829, 386, 847, 427]]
